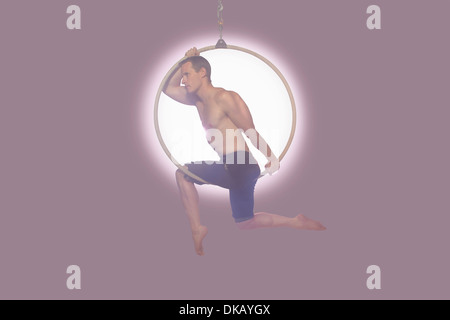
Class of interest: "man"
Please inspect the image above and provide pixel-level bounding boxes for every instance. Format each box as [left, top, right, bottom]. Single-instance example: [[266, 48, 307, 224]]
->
[[164, 47, 325, 256]]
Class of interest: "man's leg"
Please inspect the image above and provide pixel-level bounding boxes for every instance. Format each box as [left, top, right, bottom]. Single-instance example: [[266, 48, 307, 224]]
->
[[229, 178, 326, 231], [175, 169, 208, 256], [237, 212, 326, 230]]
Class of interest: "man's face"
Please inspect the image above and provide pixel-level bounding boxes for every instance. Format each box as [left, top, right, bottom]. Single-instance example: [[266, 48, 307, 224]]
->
[[181, 62, 202, 93]]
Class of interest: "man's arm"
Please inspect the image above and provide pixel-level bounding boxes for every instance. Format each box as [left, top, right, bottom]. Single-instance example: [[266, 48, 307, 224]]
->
[[162, 48, 198, 106], [220, 91, 280, 174]]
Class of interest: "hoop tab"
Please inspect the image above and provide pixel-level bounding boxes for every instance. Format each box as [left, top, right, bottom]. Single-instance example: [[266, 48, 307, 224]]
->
[[215, 38, 228, 48]]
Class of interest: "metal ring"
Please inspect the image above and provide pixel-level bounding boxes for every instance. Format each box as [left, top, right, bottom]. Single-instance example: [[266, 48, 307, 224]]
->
[[153, 44, 297, 184]]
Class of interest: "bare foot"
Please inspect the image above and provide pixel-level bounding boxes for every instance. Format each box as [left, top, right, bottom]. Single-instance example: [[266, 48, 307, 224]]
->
[[293, 214, 326, 231], [192, 226, 208, 256]]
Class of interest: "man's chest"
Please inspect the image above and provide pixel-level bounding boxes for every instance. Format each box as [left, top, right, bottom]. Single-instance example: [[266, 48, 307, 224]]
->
[[196, 103, 227, 129]]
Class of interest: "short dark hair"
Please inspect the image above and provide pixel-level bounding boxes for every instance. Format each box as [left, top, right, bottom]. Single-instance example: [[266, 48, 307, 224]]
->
[[180, 56, 212, 82]]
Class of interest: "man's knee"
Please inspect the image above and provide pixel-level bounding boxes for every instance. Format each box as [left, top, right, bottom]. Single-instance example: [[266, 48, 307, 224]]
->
[[175, 168, 185, 183], [175, 167, 192, 185]]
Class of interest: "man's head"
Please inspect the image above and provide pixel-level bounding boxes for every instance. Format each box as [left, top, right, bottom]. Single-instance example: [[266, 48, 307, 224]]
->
[[179, 56, 212, 93]]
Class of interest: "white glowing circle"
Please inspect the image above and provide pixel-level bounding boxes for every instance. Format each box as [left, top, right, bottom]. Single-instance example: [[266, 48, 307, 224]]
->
[[139, 36, 308, 198], [155, 46, 296, 182]]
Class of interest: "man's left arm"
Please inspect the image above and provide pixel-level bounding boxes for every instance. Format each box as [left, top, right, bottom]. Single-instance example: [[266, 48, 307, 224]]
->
[[220, 91, 280, 174]]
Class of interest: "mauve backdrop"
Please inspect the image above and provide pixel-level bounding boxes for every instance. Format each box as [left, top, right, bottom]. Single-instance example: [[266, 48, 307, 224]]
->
[[0, 0, 449, 299]]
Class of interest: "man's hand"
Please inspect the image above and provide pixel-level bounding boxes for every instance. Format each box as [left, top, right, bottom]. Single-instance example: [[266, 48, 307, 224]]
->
[[185, 47, 200, 57], [263, 156, 280, 176]]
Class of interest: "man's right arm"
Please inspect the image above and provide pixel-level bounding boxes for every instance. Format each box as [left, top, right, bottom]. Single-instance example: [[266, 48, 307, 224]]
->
[[162, 48, 198, 106], [162, 67, 192, 105]]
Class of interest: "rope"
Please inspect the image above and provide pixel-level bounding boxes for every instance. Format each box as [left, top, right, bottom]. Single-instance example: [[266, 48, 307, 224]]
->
[[218, 0, 224, 39], [216, 0, 227, 48]]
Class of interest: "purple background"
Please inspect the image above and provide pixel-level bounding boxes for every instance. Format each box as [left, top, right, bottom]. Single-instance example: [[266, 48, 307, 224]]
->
[[1, 0, 449, 299]]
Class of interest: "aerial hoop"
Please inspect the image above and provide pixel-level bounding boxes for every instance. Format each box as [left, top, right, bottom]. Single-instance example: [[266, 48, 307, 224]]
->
[[153, 44, 297, 185]]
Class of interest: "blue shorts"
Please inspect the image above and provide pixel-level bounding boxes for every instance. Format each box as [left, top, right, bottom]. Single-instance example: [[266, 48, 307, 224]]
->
[[184, 151, 261, 223]]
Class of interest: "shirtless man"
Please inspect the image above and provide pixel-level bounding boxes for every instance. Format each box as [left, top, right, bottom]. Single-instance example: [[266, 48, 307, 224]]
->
[[164, 47, 325, 256]]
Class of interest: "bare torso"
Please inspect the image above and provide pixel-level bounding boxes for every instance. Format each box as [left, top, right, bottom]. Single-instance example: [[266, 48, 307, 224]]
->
[[195, 88, 249, 156]]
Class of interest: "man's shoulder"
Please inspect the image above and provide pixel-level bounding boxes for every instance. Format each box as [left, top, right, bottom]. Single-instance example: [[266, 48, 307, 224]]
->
[[214, 88, 241, 105]]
